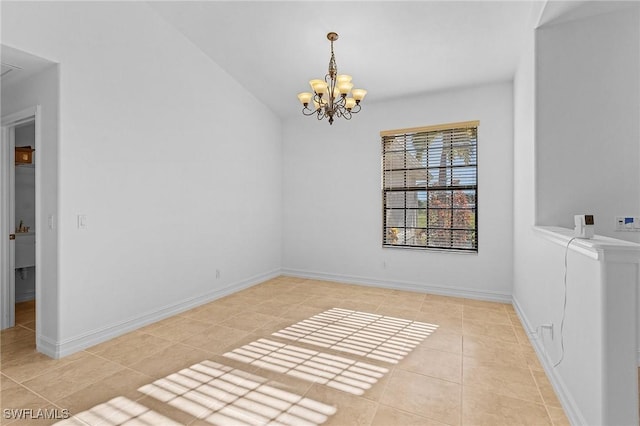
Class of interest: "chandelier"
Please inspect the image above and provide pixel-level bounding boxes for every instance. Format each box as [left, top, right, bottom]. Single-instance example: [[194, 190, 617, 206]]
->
[[297, 32, 367, 125]]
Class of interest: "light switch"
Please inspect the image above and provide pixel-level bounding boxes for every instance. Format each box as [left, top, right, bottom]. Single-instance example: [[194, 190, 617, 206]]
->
[[615, 215, 640, 231], [77, 214, 87, 230]]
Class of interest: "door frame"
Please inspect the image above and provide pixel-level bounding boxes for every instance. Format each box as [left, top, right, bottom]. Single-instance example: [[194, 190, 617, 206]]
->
[[1, 106, 40, 330]]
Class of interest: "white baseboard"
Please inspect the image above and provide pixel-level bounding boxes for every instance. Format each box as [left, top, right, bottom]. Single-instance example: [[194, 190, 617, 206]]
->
[[281, 268, 511, 303], [48, 268, 281, 359], [36, 333, 60, 359], [512, 296, 585, 426]]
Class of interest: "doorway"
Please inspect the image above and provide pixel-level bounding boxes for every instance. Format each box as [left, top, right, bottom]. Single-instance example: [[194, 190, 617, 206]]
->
[[2, 45, 59, 357], [14, 121, 37, 331], [1, 108, 38, 332]]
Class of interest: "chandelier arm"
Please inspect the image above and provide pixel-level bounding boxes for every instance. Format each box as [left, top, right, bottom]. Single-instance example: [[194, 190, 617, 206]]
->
[[302, 106, 317, 116], [316, 106, 327, 120]]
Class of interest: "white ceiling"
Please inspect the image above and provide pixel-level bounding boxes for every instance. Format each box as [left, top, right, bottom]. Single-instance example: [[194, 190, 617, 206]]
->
[[149, 1, 538, 119]]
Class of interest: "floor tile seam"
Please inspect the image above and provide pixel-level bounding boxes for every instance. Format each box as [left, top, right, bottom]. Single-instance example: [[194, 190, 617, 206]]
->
[[0, 335, 35, 350], [541, 400, 563, 424], [526, 370, 560, 425], [461, 317, 513, 327], [277, 310, 432, 359], [460, 390, 554, 425], [377, 402, 457, 426], [79, 348, 168, 379], [1, 352, 87, 385], [143, 328, 204, 343], [461, 316, 518, 329], [462, 303, 511, 315], [394, 365, 462, 387], [300, 382, 377, 424], [362, 400, 381, 426], [460, 350, 531, 368], [265, 331, 403, 369], [235, 333, 391, 372], [86, 330, 174, 355], [402, 337, 464, 366], [94, 339, 176, 364], [11, 376, 70, 412], [460, 331, 518, 345], [461, 382, 546, 406], [391, 360, 460, 390], [142, 371, 260, 424], [528, 368, 563, 409], [0, 371, 19, 389], [79, 351, 157, 383], [172, 340, 221, 358], [461, 354, 535, 372], [178, 314, 233, 326], [159, 315, 214, 330], [16, 324, 35, 332]]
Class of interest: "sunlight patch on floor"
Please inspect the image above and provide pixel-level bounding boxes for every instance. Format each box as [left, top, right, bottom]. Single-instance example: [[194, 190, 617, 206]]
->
[[223, 338, 388, 396], [138, 360, 336, 426], [55, 396, 182, 426], [272, 308, 438, 363]]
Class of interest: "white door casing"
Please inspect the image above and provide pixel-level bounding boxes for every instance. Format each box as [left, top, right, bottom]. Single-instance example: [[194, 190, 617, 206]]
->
[[1, 106, 38, 330]]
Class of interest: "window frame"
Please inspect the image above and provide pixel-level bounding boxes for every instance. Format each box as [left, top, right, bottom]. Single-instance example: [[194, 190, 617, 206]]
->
[[381, 120, 479, 252]]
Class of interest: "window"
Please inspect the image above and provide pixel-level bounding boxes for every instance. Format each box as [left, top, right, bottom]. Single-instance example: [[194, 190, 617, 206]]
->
[[381, 121, 478, 252]]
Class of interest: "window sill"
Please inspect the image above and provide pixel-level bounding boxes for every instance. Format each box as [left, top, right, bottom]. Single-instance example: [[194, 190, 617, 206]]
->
[[382, 245, 478, 254]]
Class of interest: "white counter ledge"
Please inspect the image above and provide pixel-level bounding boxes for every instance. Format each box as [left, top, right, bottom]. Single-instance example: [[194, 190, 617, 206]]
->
[[533, 225, 640, 262]]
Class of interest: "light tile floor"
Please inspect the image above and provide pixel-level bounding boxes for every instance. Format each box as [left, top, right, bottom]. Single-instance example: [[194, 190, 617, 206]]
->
[[1, 277, 571, 425]]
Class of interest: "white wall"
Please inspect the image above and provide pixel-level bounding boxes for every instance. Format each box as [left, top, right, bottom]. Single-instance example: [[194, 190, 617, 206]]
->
[[514, 2, 640, 354], [283, 82, 514, 300], [2, 2, 282, 356], [513, 4, 640, 424], [536, 6, 640, 240], [2, 65, 60, 344], [512, 12, 546, 337]]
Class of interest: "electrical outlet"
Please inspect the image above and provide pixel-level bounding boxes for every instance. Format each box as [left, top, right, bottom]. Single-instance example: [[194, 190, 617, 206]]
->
[[77, 214, 87, 230], [540, 323, 554, 340], [215, 269, 220, 279]]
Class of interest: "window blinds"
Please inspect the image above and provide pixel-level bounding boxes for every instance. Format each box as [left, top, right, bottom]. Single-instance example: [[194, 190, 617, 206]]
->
[[381, 121, 479, 251]]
